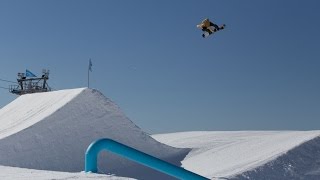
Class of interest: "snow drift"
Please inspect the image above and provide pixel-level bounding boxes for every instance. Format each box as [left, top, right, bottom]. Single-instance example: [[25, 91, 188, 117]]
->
[[0, 88, 189, 179]]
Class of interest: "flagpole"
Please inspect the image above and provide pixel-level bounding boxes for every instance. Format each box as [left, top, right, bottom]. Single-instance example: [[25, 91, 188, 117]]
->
[[88, 65, 89, 88], [88, 59, 93, 88], [88, 59, 91, 88]]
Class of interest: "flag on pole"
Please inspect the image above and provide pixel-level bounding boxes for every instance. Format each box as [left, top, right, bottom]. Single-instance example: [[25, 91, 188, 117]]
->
[[89, 59, 93, 72], [26, 69, 37, 77]]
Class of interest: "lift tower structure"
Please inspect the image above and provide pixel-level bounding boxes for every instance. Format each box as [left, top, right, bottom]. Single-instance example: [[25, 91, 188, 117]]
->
[[9, 69, 51, 95]]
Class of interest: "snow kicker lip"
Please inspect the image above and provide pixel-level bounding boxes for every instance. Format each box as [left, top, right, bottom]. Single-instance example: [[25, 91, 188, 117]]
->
[[85, 138, 209, 180]]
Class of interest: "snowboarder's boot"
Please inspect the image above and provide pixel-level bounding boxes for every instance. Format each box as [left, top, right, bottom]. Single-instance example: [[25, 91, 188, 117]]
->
[[203, 31, 210, 38]]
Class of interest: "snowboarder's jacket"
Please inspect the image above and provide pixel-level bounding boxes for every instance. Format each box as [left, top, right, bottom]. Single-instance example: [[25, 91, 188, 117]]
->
[[199, 18, 211, 28]]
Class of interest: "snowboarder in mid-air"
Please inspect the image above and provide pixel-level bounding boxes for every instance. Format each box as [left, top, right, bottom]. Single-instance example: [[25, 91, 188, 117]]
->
[[197, 18, 225, 38]]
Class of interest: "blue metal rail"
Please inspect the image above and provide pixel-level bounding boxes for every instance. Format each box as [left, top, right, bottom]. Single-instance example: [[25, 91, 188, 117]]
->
[[85, 138, 209, 180]]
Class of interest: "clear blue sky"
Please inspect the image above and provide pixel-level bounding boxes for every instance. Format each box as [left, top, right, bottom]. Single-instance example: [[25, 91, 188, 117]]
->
[[0, 0, 319, 133]]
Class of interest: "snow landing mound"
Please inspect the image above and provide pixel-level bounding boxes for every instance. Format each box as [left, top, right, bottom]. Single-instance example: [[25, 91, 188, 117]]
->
[[153, 131, 320, 180], [0, 88, 189, 180]]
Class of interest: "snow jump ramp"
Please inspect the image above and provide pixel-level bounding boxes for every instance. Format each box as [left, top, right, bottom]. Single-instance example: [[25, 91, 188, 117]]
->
[[0, 88, 189, 179]]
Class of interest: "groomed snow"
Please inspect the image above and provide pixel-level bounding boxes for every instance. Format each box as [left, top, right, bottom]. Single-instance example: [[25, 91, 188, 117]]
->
[[0, 88, 84, 139], [0, 88, 187, 180], [3, 130, 319, 180], [1, 88, 319, 179], [153, 131, 320, 179], [0, 165, 135, 180]]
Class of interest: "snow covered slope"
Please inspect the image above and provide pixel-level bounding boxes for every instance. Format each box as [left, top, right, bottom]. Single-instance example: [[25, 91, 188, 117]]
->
[[0, 88, 83, 139], [0, 165, 135, 180], [2, 88, 319, 179], [153, 131, 320, 179], [0, 88, 188, 180]]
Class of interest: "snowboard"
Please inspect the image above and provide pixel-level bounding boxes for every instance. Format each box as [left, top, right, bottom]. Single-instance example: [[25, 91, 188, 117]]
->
[[202, 24, 226, 38]]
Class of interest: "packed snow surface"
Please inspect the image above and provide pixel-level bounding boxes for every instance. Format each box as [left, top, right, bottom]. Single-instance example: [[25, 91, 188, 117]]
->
[[0, 165, 135, 180], [0, 88, 187, 180], [153, 131, 320, 179], [1, 88, 320, 179], [0, 88, 83, 139], [2, 130, 320, 180]]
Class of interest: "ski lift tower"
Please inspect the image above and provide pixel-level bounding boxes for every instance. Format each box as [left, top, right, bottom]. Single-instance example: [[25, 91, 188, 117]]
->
[[9, 69, 51, 95]]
